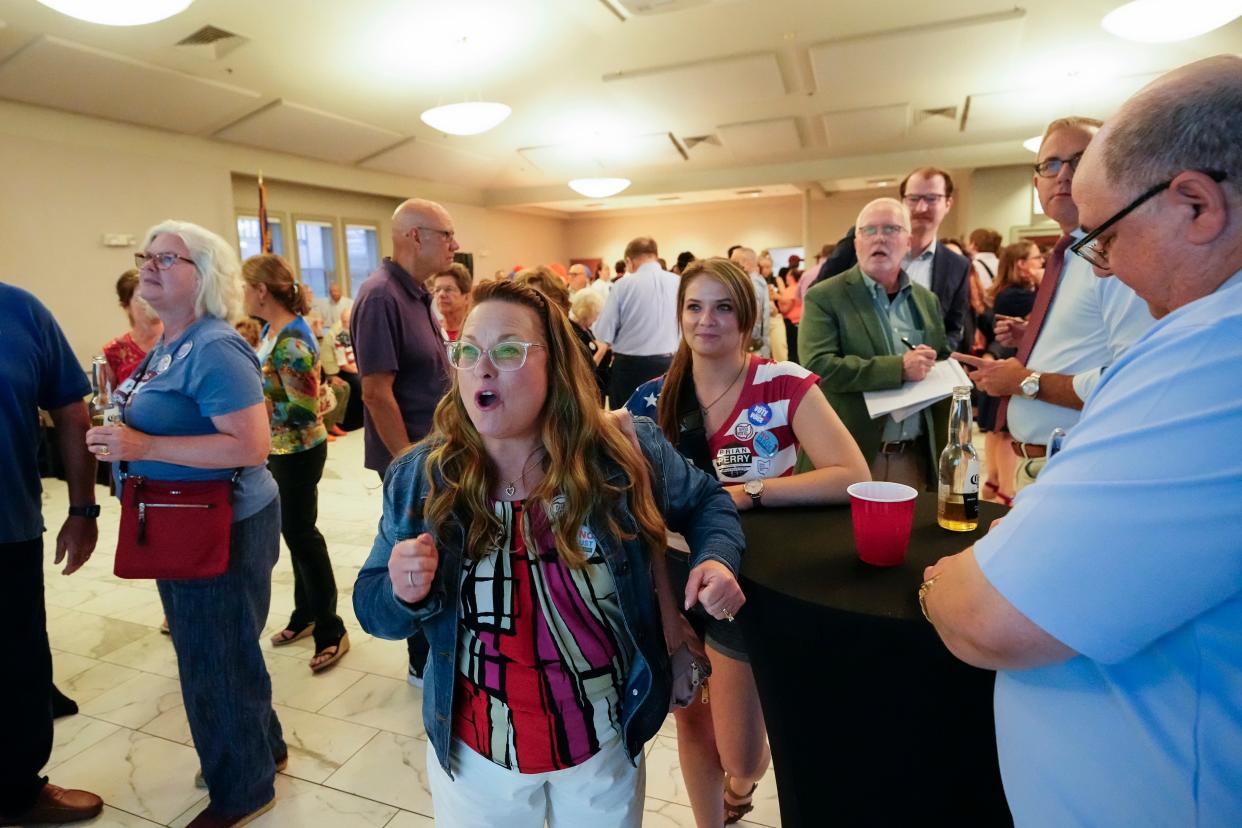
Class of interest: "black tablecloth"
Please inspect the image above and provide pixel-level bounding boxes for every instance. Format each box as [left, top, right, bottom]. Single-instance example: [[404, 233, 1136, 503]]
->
[[738, 494, 1012, 828]]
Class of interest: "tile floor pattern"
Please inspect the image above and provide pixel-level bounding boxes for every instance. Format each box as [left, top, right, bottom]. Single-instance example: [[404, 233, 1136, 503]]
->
[[31, 434, 779, 828]]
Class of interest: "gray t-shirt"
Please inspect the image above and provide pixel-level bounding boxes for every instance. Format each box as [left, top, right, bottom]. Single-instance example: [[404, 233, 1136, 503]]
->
[[115, 316, 278, 521]]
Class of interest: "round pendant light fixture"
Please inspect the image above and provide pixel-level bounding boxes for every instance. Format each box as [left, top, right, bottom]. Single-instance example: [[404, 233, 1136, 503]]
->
[[568, 178, 631, 198], [35, 0, 194, 26], [419, 102, 512, 136], [1102, 0, 1242, 42]]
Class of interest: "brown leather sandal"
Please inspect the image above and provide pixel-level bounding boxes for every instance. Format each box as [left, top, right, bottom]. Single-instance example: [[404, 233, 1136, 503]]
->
[[724, 774, 758, 824], [310, 630, 350, 673]]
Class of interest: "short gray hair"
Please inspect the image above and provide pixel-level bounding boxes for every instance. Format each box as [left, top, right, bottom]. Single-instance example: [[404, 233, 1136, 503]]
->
[[1102, 56, 1242, 193], [856, 198, 911, 232], [570, 289, 603, 322], [141, 220, 243, 322], [730, 246, 758, 271]]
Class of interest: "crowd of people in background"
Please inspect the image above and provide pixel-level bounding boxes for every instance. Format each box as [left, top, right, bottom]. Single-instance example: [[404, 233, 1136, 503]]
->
[[2, 54, 1239, 828]]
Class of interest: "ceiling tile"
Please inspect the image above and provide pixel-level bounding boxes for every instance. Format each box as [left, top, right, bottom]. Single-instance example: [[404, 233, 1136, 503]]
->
[[718, 118, 802, 160], [821, 104, 910, 151], [358, 138, 504, 187], [963, 72, 1163, 135], [0, 35, 261, 134], [518, 132, 683, 176], [215, 99, 404, 164], [603, 52, 786, 111]]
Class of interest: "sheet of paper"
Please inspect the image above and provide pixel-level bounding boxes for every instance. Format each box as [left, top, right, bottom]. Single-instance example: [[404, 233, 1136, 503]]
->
[[864, 359, 971, 421]]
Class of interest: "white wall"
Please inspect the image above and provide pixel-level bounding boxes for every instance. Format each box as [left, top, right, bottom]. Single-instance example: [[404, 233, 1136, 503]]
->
[[964, 165, 1059, 241], [0, 100, 567, 364]]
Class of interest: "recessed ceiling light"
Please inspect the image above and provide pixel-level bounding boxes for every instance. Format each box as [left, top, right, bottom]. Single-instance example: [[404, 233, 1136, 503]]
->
[[568, 178, 631, 198], [1022, 135, 1043, 153], [420, 102, 511, 136], [1101, 0, 1242, 42], [35, 0, 193, 25]]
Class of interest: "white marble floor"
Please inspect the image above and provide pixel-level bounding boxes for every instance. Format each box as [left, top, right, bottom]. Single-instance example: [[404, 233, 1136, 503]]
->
[[33, 434, 779, 828]]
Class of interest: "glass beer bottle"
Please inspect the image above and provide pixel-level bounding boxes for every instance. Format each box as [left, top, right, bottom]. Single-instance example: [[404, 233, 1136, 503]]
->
[[937, 386, 979, 532], [89, 355, 121, 427]]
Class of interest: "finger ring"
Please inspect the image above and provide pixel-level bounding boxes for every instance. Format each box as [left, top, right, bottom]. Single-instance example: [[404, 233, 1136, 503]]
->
[[721, 608, 735, 623], [407, 571, 416, 589], [98, 446, 111, 456]]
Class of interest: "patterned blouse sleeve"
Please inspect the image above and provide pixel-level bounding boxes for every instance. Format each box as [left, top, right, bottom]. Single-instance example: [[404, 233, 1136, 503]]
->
[[273, 335, 321, 429]]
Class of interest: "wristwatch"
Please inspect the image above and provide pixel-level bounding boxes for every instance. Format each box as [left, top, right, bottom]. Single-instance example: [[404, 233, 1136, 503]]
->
[[68, 504, 100, 519], [743, 479, 765, 509], [918, 576, 939, 622], [1019, 371, 1042, 399]]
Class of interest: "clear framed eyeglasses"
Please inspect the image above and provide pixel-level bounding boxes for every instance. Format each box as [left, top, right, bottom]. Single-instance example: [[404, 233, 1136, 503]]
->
[[447, 340, 544, 371]]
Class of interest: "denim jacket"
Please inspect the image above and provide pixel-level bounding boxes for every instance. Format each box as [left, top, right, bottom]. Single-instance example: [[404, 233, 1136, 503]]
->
[[353, 417, 745, 775]]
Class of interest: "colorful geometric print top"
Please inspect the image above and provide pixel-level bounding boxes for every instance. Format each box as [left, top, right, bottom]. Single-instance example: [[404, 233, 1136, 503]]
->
[[453, 499, 633, 773], [627, 356, 820, 482], [260, 317, 328, 455]]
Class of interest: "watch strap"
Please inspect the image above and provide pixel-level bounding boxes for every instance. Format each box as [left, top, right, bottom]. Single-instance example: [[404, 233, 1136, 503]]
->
[[69, 504, 101, 519]]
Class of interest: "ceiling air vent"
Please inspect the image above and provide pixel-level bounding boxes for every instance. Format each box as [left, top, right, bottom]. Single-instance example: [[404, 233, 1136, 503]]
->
[[176, 25, 248, 60]]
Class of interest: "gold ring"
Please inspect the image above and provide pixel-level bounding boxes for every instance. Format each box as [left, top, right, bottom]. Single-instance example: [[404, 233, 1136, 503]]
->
[[97, 446, 111, 456], [407, 571, 416, 589], [721, 608, 735, 623]]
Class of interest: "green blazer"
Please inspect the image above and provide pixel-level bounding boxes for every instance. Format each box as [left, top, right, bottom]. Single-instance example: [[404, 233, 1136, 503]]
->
[[798, 265, 952, 478]]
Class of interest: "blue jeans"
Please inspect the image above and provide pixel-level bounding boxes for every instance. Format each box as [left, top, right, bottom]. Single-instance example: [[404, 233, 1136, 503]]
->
[[158, 498, 285, 817]]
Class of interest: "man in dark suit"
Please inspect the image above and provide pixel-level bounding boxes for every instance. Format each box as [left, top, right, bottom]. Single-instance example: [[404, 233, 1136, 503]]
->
[[799, 198, 951, 490], [799, 167, 971, 351]]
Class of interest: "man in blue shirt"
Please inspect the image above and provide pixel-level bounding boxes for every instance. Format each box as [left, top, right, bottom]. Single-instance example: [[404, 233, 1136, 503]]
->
[[0, 284, 105, 825], [920, 55, 1242, 826]]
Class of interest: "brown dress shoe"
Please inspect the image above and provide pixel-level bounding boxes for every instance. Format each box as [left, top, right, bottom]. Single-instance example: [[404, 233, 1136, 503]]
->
[[0, 783, 104, 825], [185, 798, 275, 828]]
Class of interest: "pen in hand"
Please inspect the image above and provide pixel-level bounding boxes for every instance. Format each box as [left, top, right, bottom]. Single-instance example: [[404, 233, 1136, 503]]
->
[[901, 337, 918, 351]]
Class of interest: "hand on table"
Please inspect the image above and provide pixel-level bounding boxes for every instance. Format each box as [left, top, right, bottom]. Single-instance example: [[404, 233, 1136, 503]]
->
[[390, 533, 438, 604]]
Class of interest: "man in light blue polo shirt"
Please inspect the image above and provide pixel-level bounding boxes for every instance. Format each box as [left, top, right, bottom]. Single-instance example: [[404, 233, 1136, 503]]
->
[[920, 55, 1242, 827]]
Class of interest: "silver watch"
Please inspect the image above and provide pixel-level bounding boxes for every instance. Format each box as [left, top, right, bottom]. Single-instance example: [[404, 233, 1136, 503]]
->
[[1020, 371, 1042, 399], [743, 479, 765, 509]]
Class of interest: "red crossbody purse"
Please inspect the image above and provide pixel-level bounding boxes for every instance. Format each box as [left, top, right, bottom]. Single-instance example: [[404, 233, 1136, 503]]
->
[[114, 464, 239, 580], [111, 348, 241, 580]]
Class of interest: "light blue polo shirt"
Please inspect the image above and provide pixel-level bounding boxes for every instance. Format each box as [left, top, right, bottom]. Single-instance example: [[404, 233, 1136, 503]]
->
[[973, 270, 1242, 826]]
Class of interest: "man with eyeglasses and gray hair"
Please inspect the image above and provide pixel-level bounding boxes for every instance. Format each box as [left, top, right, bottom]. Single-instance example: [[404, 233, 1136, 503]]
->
[[350, 197, 460, 688], [799, 197, 951, 491], [921, 54, 1242, 827], [951, 116, 1153, 492]]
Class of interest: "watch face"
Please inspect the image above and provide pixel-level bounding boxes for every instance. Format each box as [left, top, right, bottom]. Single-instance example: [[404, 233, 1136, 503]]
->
[[744, 480, 763, 496]]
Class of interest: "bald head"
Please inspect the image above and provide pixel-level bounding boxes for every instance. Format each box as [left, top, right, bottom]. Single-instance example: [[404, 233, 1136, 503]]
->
[[391, 197, 458, 279], [730, 246, 758, 273], [1074, 55, 1242, 317]]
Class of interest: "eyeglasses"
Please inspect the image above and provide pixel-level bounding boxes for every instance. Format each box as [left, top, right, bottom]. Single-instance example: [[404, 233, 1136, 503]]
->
[[1071, 170, 1228, 270], [902, 194, 946, 207], [857, 224, 907, 237], [417, 226, 456, 243], [135, 251, 195, 270], [1033, 153, 1084, 178], [447, 340, 544, 371]]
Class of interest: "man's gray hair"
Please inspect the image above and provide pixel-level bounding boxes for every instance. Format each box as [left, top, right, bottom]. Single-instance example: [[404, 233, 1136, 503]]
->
[[1102, 55, 1242, 193], [731, 246, 758, 271], [141, 220, 243, 322], [856, 198, 911, 231]]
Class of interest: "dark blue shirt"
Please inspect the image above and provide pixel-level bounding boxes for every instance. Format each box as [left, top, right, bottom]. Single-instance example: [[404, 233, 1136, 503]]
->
[[0, 284, 90, 543]]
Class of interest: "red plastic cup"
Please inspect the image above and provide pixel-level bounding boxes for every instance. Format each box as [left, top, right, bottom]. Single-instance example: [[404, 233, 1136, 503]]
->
[[847, 481, 918, 567]]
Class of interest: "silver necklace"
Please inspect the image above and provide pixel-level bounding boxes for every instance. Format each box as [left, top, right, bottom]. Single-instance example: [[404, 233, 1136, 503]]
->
[[502, 448, 544, 498]]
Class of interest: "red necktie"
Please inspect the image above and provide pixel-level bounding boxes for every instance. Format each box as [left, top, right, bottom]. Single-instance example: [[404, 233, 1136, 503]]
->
[[995, 233, 1073, 434]]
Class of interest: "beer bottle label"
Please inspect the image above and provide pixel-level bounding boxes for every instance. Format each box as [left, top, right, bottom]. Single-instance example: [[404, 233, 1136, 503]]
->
[[963, 458, 979, 519]]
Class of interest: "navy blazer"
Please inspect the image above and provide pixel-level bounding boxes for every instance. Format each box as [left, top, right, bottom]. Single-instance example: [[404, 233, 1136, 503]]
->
[[808, 226, 971, 351]]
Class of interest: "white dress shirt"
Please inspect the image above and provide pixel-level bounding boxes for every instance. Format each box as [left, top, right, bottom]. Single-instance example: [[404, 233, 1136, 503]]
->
[[591, 260, 681, 355], [901, 240, 937, 292], [1007, 235, 1155, 444]]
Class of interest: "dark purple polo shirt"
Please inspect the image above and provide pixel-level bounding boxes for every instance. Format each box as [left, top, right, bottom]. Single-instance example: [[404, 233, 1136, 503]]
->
[[350, 258, 451, 473]]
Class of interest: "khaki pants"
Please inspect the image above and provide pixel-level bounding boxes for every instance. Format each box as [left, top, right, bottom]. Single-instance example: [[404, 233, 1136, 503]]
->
[[769, 313, 788, 362], [1014, 455, 1046, 493], [869, 447, 931, 492]]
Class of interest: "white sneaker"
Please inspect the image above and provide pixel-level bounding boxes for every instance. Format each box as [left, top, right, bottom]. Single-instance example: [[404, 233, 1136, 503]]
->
[[407, 664, 424, 688]]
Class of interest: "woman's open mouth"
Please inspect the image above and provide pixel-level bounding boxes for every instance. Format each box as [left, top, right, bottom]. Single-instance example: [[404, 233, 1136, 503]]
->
[[475, 390, 500, 410]]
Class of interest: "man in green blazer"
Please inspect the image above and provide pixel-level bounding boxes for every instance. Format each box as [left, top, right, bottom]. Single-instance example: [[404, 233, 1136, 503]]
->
[[798, 198, 951, 490]]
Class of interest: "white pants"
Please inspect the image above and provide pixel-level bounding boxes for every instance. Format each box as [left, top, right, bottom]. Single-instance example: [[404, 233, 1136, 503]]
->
[[426, 737, 645, 828]]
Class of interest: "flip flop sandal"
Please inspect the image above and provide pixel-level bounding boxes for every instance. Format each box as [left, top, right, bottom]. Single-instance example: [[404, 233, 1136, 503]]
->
[[310, 631, 351, 673], [270, 620, 315, 647], [724, 774, 758, 825]]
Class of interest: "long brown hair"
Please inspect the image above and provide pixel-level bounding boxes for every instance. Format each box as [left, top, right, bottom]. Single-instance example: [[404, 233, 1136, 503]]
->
[[989, 242, 1040, 303], [241, 254, 311, 315], [656, 258, 757, 444], [421, 279, 666, 568]]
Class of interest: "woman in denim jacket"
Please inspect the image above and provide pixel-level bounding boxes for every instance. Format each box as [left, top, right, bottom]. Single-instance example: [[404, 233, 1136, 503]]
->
[[354, 279, 745, 828]]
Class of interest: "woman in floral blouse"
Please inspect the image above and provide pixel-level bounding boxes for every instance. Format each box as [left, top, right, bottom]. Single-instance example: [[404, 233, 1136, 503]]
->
[[242, 254, 348, 672]]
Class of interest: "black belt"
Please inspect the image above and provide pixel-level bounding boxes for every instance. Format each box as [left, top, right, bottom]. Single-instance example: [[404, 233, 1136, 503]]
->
[[878, 440, 917, 454]]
